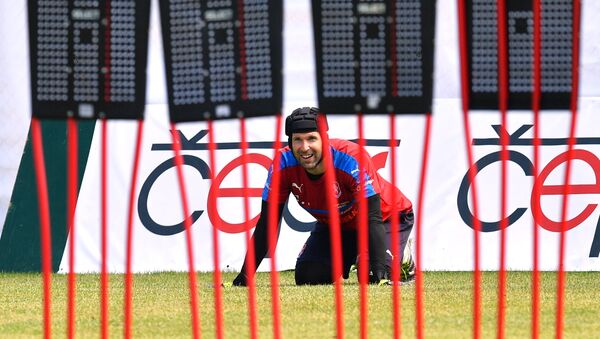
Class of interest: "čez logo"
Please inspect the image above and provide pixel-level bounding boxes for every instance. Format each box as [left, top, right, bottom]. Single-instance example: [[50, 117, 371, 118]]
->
[[457, 124, 600, 257]]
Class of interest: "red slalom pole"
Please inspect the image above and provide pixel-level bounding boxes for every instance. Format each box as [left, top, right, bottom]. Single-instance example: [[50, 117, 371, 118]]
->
[[415, 113, 433, 339], [317, 114, 345, 339], [170, 123, 201, 339], [124, 120, 145, 339], [100, 0, 111, 337], [31, 118, 53, 339], [456, 1, 482, 337], [239, 118, 259, 339], [267, 115, 283, 339], [557, 2, 581, 338], [387, 0, 401, 333], [66, 117, 78, 339], [206, 120, 224, 339], [496, 1, 510, 338], [357, 113, 369, 339], [531, 0, 542, 337], [234, 2, 258, 334], [100, 119, 109, 339], [388, 113, 402, 338]]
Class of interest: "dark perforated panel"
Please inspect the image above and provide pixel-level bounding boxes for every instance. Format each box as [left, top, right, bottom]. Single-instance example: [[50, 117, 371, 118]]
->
[[312, 0, 436, 114], [29, 0, 150, 119], [466, 0, 576, 110], [160, 0, 283, 122]]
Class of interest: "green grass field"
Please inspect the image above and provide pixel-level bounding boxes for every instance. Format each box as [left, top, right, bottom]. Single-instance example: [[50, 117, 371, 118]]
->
[[1, 271, 599, 338]]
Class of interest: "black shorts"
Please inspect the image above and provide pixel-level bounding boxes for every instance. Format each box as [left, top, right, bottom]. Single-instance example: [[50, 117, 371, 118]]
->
[[295, 210, 414, 278]]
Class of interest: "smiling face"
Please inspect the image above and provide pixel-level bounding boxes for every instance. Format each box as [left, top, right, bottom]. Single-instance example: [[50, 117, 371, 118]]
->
[[291, 131, 325, 175]]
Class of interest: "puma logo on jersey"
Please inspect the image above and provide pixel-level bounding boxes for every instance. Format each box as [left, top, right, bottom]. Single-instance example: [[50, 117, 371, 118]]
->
[[292, 182, 303, 193]]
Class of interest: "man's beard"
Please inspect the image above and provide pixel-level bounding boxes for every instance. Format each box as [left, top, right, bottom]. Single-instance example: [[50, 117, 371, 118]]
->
[[296, 151, 322, 170]]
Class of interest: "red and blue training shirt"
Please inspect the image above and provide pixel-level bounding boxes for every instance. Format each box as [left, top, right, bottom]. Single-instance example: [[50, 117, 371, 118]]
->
[[262, 138, 412, 230]]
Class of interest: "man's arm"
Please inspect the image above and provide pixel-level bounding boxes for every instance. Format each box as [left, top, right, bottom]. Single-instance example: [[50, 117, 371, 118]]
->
[[232, 200, 285, 286], [367, 194, 388, 282]]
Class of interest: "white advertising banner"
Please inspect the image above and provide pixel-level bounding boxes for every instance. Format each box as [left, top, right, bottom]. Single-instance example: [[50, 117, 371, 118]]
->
[[424, 103, 600, 271], [59, 99, 600, 273]]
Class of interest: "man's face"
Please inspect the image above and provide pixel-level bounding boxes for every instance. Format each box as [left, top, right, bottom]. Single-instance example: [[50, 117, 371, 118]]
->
[[291, 131, 324, 175]]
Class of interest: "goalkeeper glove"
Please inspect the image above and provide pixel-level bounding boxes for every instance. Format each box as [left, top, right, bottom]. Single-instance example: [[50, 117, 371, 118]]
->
[[232, 273, 247, 286]]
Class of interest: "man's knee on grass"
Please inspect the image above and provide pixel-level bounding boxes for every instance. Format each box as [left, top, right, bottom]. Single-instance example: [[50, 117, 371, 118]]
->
[[295, 261, 332, 285]]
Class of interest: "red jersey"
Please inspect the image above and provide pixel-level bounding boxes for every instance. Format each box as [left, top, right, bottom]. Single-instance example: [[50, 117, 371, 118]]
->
[[262, 139, 412, 229]]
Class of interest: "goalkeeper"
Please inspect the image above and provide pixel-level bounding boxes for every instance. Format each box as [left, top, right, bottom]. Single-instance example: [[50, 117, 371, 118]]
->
[[233, 107, 415, 286]]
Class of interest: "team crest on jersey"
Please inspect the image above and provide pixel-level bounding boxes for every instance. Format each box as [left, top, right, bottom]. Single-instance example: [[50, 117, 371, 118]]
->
[[333, 181, 342, 198]]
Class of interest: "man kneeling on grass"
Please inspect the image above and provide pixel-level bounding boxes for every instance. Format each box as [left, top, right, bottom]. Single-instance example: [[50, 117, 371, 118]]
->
[[233, 107, 415, 286]]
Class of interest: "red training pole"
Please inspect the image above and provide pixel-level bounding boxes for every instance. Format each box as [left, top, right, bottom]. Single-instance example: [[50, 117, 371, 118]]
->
[[531, 0, 542, 337], [388, 0, 402, 335], [388, 113, 402, 338], [31, 118, 53, 339], [124, 120, 145, 339], [495, 1, 510, 337], [236, 2, 258, 337], [415, 113, 433, 339], [557, 2, 581, 338], [66, 117, 78, 339], [100, 119, 109, 339], [357, 113, 369, 339], [206, 120, 224, 339], [317, 114, 345, 339], [456, 1, 482, 337], [101, 0, 111, 336], [267, 114, 283, 339], [239, 118, 259, 339], [170, 123, 201, 339]]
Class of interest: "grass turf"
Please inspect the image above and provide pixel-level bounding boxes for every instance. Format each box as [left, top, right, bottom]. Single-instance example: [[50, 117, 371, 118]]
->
[[1, 271, 599, 338]]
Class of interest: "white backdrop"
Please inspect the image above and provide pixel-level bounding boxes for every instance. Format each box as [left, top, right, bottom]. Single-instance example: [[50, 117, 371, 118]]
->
[[1, 0, 599, 272]]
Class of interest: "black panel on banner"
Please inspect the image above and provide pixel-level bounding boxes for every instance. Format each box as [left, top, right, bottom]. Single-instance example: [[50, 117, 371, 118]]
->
[[466, 0, 576, 110], [28, 0, 151, 120], [311, 0, 436, 115], [159, 0, 283, 122]]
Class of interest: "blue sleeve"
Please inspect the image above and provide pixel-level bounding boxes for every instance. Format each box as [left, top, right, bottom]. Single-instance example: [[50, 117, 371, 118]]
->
[[331, 148, 377, 197]]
